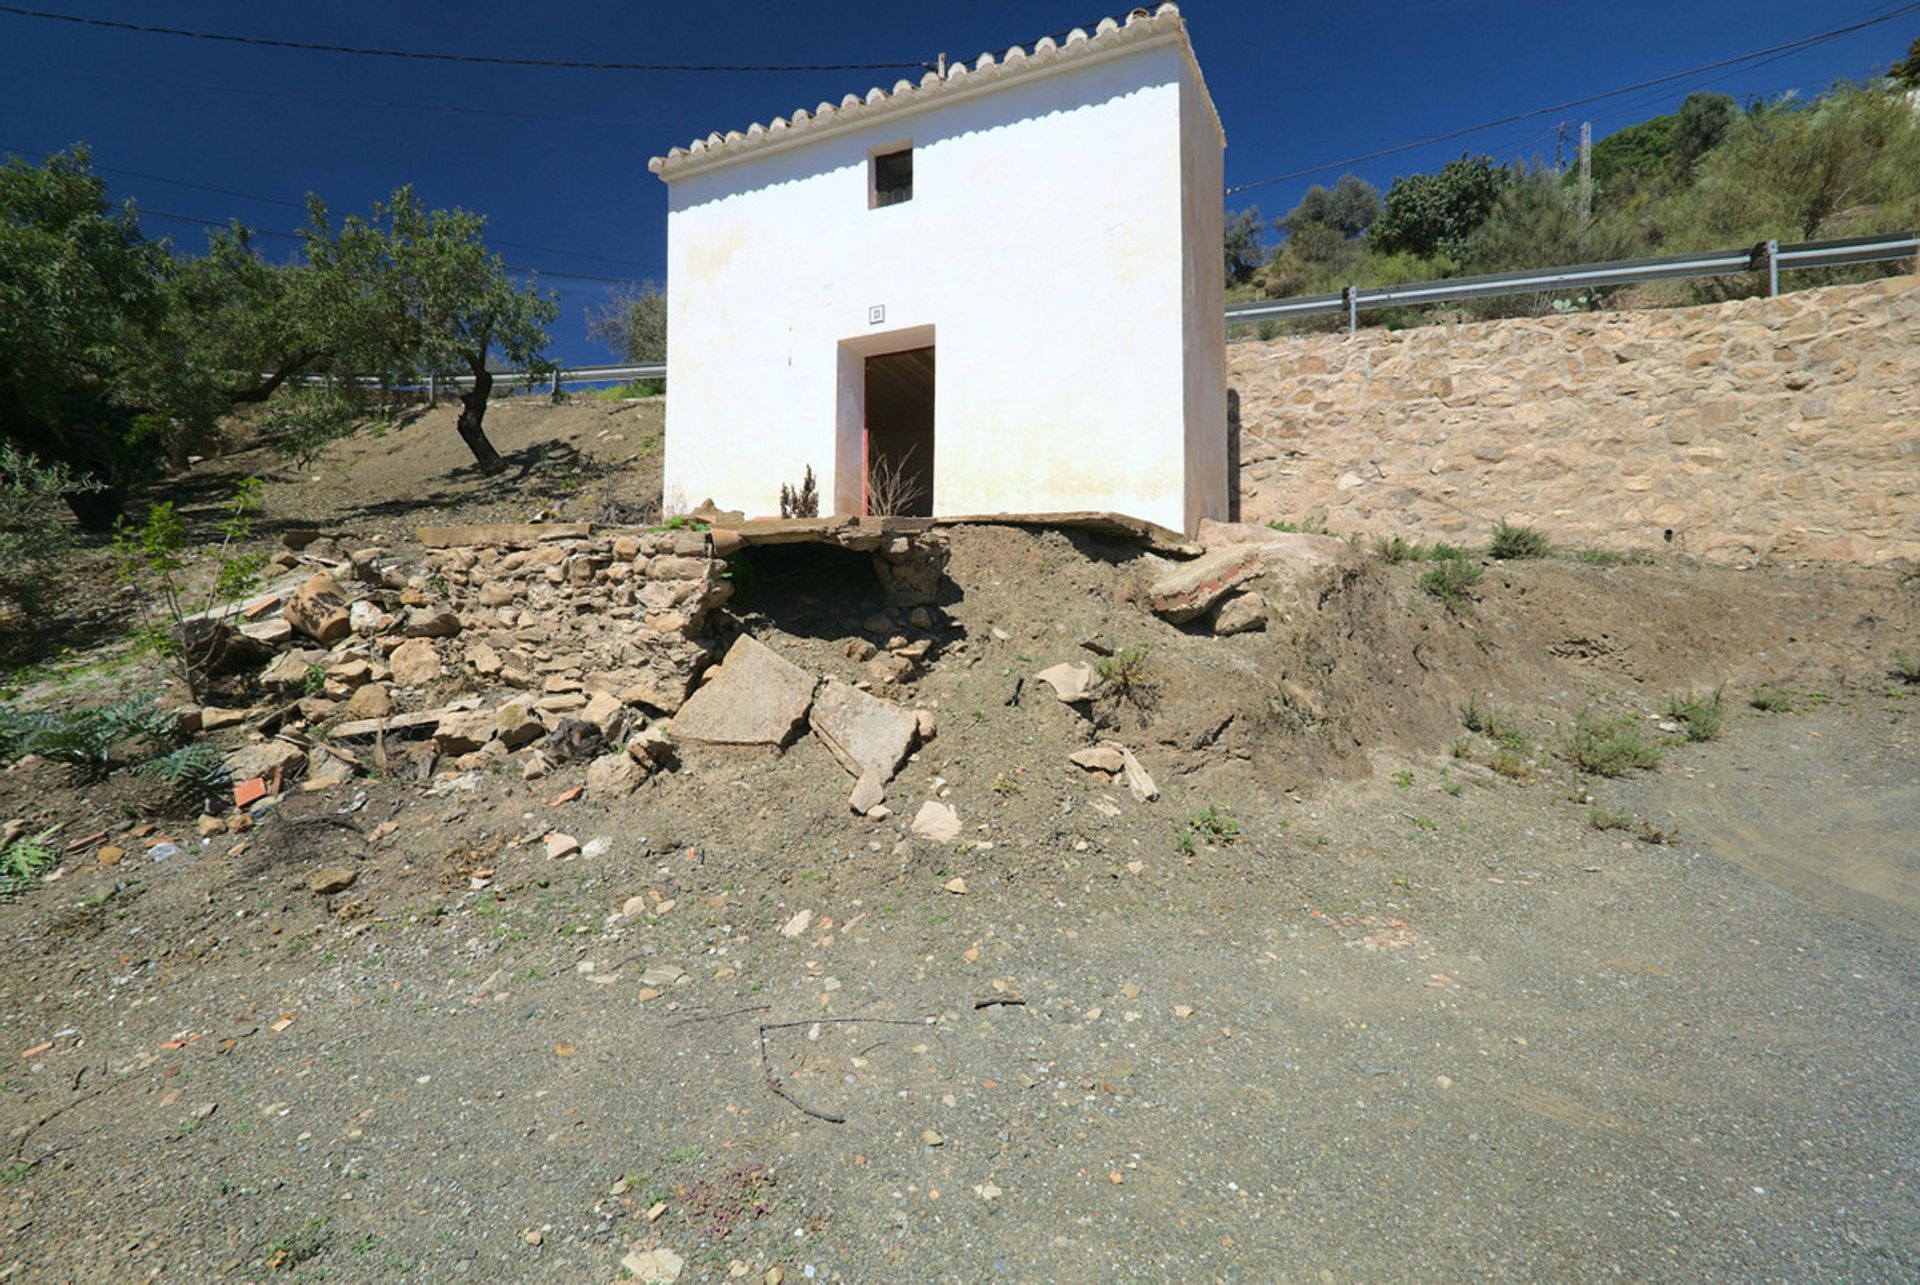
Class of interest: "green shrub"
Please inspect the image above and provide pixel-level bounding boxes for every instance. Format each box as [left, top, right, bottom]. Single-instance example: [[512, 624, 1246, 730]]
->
[[1489, 521, 1551, 560], [1266, 518, 1333, 536], [1562, 709, 1664, 777], [112, 479, 267, 701], [1462, 696, 1528, 752], [0, 695, 178, 775], [1748, 685, 1795, 713], [134, 742, 231, 797], [1889, 650, 1920, 685], [1664, 687, 1725, 741], [1418, 556, 1483, 610], [1187, 805, 1240, 845], [1487, 749, 1531, 780], [1371, 535, 1426, 564], [0, 443, 104, 612]]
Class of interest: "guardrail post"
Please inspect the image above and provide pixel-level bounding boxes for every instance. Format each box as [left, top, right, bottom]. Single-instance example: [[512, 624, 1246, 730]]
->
[[1343, 285, 1358, 336], [1765, 238, 1779, 298], [550, 368, 562, 403], [427, 373, 437, 408]]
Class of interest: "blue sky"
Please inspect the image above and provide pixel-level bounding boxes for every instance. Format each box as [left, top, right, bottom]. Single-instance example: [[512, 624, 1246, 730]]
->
[[3, 1, 1912, 358]]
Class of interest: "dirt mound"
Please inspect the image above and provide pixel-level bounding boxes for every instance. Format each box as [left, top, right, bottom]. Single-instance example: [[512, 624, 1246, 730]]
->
[[197, 397, 665, 543]]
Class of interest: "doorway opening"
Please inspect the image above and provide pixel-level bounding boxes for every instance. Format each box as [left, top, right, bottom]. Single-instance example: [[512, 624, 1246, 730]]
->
[[863, 346, 935, 517]]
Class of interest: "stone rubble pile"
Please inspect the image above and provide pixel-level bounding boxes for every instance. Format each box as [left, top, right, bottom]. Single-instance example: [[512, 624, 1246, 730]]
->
[[192, 521, 948, 808]]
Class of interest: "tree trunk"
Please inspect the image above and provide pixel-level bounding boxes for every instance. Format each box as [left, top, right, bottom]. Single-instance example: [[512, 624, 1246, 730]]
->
[[227, 350, 320, 405], [455, 366, 503, 475]]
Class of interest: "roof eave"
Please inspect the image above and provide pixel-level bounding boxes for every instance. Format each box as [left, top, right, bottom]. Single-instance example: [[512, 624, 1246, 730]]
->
[[649, 7, 1223, 186]]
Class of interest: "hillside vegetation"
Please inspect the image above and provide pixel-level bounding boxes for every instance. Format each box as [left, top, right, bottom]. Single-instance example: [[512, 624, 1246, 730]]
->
[[1227, 70, 1920, 331]]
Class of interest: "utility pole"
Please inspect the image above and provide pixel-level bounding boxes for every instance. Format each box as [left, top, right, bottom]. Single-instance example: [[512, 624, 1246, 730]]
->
[[1577, 120, 1592, 233]]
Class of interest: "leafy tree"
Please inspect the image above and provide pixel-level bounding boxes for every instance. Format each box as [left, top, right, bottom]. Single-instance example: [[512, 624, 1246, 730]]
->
[[1277, 174, 1381, 245], [0, 149, 383, 520], [0, 146, 170, 524], [1591, 93, 1735, 197], [1678, 82, 1920, 242], [1890, 35, 1920, 88], [587, 281, 667, 364], [1222, 206, 1265, 285], [1671, 92, 1737, 168], [311, 186, 559, 474], [1370, 154, 1509, 260]]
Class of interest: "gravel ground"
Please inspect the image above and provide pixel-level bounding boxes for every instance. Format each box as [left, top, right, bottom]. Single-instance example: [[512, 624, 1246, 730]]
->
[[3, 682, 1913, 1281]]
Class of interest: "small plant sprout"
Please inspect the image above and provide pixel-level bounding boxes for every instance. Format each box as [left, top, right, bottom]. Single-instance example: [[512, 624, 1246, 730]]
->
[[1187, 805, 1240, 845], [1392, 769, 1415, 789], [112, 478, 268, 702], [1095, 645, 1156, 706]]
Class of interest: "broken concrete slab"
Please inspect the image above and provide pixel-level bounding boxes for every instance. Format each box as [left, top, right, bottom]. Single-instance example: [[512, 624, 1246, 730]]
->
[[1036, 662, 1099, 703], [809, 679, 919, 793], [1069, 745, 1126, 774], [671, 635, 816, 747], [911, 800, 962, 842], [1146, 546, 1268, 623], [1211, 589, 1269, 635], [1113, 744, 1159, 802]]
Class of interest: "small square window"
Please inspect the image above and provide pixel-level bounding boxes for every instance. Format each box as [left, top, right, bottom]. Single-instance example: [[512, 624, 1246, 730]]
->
[[871, 145, 912, 208]]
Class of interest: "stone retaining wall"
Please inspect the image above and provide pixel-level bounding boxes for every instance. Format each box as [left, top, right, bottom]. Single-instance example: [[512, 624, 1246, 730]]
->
[[1229, 273, 1920, 564]]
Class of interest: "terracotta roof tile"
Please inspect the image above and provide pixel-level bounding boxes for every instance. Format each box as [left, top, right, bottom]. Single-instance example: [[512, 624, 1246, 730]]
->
[[649, 4, 1219, 182]]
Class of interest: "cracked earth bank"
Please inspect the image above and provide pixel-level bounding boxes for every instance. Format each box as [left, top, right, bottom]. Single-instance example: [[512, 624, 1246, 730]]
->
[[2, 513, 1917, 1281]]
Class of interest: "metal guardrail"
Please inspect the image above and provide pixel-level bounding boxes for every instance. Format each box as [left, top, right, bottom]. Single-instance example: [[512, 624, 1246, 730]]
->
[[1224, 230, 1920, 332], [302, 230, 1918, 391]]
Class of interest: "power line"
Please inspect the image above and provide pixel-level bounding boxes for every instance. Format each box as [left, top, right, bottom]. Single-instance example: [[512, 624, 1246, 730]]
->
[[0, 58, 679, 128], [0, 6, 931, 72], [3, 143, 665, 273], [1225, 2, 1920, 194]]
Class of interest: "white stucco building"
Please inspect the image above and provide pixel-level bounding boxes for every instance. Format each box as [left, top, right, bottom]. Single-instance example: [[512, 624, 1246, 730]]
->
[[648, 4, 1225, 535]]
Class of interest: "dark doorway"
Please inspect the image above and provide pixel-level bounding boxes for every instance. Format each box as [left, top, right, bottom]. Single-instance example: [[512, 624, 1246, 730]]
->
[[864, 347, 934, 517]]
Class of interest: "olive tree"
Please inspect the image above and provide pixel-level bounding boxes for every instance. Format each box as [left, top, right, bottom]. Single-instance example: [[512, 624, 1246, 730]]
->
[[309, 185, 558, 474]]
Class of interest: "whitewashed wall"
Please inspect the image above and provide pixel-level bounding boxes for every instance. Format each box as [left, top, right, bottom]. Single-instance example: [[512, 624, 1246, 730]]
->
[[661, 39, 1224, 534]]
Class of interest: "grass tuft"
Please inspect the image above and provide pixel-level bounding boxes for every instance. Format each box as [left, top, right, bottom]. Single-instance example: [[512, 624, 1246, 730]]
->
[[1889, 650, 1920, 685], [1489, 521, 1551, 560], [1561, 709, 1664, 777], [1663, 687, 1726, 742], [1418, 554, 1483, 611], [1748, 684, 1795, 713], [1371, 535, 1426, 565]]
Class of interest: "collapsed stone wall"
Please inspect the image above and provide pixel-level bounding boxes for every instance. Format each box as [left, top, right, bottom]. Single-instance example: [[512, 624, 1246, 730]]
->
[[1230, 274, 1920, 564], [213, 522, 950, 806]]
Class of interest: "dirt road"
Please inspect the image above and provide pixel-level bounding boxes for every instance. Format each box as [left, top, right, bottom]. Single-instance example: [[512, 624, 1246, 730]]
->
[[3, 685, 1913, 1281]]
